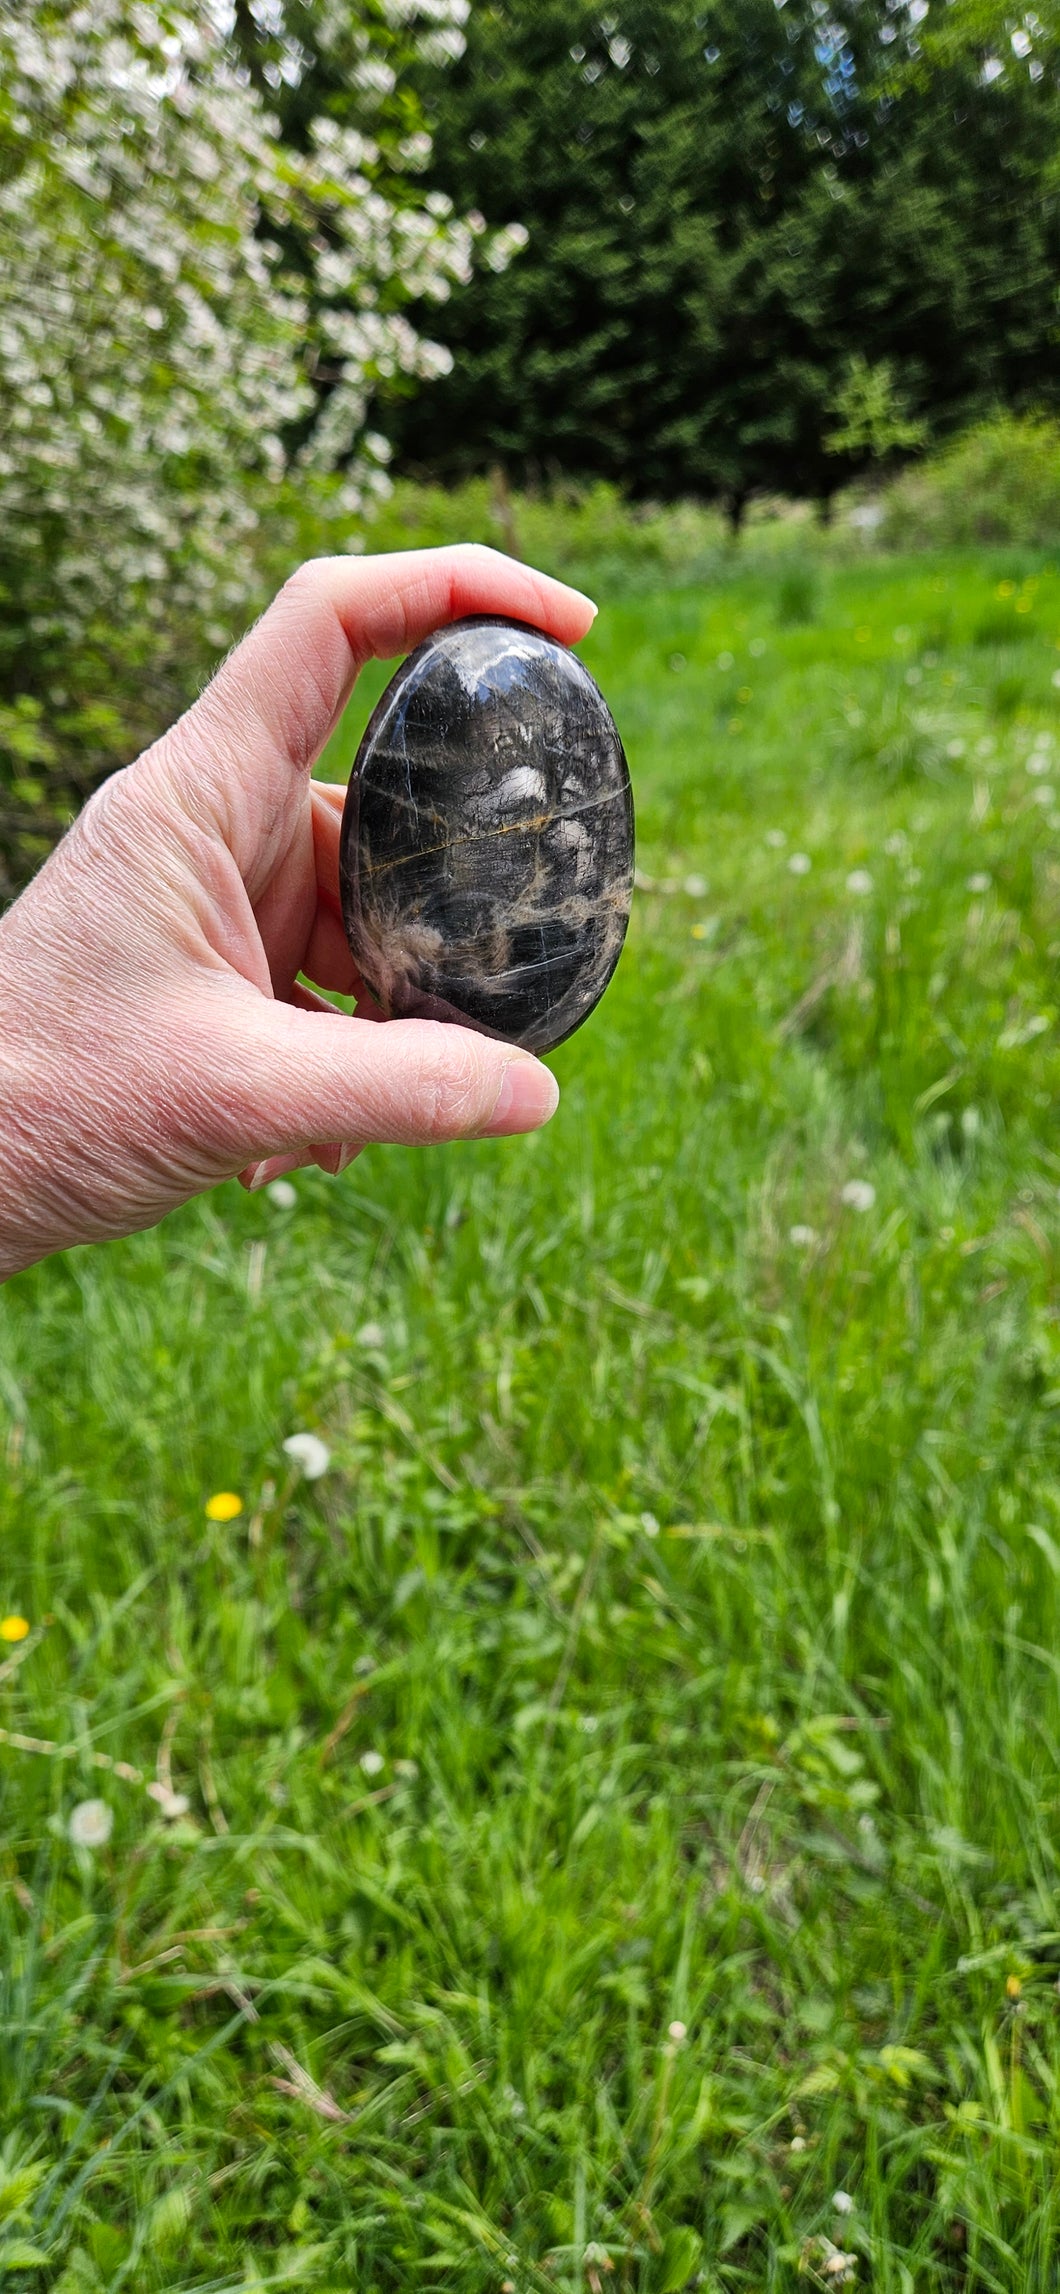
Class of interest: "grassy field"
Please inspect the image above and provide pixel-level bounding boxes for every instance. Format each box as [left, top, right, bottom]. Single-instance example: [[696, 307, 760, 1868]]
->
[[3, 538, 1060, 2292]]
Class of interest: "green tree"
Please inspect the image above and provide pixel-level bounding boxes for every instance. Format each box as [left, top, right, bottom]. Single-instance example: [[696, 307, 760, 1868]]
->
[[383, 0, 1060, 517], [825, 357, 928, 465]]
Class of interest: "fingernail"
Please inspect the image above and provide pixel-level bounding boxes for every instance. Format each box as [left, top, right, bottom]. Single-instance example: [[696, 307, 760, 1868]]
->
[[484, 1057, 559, 1137], [315, 1143, 360, 1176]]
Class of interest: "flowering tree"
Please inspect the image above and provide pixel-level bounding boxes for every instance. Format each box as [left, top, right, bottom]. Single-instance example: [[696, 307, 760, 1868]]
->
[[0, 0, 498, 890]]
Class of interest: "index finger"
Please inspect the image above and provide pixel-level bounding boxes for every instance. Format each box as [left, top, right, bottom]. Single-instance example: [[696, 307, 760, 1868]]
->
[[160, 545, 597, 844]]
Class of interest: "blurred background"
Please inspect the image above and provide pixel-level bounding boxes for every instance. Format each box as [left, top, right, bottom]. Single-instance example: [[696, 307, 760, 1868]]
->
[[0, 0, 1056, 891]]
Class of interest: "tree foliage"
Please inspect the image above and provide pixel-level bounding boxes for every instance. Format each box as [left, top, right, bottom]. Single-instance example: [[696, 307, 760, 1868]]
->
[[0, 0, 482, 891], [385, 0, 1060, 516]]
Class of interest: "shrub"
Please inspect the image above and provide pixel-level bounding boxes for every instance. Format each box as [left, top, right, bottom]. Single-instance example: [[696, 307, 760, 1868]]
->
[[0, 0, 480, 898], [881, 414, 1060, 550]]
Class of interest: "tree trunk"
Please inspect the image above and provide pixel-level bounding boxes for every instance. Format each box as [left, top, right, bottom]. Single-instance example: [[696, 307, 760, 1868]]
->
[[489, 462, 521, 559]]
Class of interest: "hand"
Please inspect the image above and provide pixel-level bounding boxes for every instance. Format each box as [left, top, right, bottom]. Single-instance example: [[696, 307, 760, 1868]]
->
[[0, 546, 597, 1279]]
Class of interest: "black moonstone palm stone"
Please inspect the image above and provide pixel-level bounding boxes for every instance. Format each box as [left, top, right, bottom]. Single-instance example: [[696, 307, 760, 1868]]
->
[[339, 616, 634, 1054]]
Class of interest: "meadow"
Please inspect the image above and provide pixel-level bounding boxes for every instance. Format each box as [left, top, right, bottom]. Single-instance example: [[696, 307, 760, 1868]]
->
[[3, 532, 1060, 2291]]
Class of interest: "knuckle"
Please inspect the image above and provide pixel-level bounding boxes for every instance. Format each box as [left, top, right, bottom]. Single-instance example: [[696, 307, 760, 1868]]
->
[[282, 557, 329, 605], [453, 540, 500, 575], [59, 764, 140, 877]]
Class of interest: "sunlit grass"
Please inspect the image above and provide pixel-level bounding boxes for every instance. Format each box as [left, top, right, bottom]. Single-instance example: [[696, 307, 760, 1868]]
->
[[2, 544, 1060, 2289]]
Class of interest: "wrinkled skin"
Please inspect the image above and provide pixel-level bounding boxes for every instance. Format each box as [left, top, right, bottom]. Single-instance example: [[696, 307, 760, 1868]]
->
[[0, 547, 596, 1279]]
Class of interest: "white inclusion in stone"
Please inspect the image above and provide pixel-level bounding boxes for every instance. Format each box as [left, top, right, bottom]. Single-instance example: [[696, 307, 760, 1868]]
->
[[552, 818, 592, 877], [497, 765, 549, 808]]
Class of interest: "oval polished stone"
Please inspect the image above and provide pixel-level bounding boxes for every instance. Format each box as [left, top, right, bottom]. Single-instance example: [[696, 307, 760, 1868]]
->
[[339, 615, 634, 1054]]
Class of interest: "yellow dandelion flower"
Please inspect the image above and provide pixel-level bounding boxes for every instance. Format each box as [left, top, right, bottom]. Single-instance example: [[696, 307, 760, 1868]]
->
[[0, 1615, 29, 1642], [205, 1491, 243, 1522], [996, 580, 1015, 598], [1006, 1973, 1022, 2001]]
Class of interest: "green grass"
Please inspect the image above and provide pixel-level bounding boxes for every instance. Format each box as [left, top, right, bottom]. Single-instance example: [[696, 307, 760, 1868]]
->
[[3, 544, 1060, 2292]]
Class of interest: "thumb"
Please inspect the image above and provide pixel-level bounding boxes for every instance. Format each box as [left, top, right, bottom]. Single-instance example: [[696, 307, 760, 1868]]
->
[[209, 1000, 560, 1169]]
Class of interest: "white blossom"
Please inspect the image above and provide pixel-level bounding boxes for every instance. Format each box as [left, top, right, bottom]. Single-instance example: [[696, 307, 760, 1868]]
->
[[0, 0, 498, 692]]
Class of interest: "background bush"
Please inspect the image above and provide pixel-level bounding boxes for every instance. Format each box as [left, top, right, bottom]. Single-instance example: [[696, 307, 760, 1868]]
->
[[0, 0, 487, 900], [879, 412, 1060, 551]]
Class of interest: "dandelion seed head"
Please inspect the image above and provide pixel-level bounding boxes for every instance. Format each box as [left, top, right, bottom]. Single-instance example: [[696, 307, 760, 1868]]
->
[[841, 1180, 876, 1212], [765, 828, 787, 848], [266, 1178, 297, 1209], [846, 869, 873, 895], [832, 2190, 855, 2216], [967, 873, 991, 894], [788, 851, 812, 876], [68, 1798, 113, 1849], [283, 1432, 331, 1480], [146, 1782, 191, 1820], [790, 1224, 817, 1247], [668, 2019, 687, 2041], [360, 1749, 385, 1776]]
